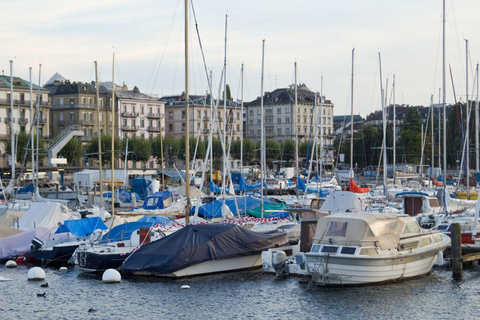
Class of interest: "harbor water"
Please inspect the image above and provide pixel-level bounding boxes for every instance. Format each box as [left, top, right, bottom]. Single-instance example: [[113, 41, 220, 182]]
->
[[1, 265, 480, 320]]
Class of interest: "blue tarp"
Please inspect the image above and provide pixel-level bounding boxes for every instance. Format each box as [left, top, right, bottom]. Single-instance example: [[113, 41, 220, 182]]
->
[[209, 181, 222, 194], [238, 174, 261, 191], [131, 178, 151, 200], [136, 216, 172, 226], [438, 175, 454, 186], [142, 191, 173, 210], [103, 189, 135, 203], [197, 195, 276, 219], [477, 172, 480, 182], [55, 217, 108, 235], [16, 184, 34, 194], [297, 178, 331, 196], [100, 222, 155, 244]]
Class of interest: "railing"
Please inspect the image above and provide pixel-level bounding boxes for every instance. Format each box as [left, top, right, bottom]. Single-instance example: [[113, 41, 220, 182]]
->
[[18, 117, 28, 124], [0, 99, 49, 106], [48, 125, 82, 149], [4, 117, 12, 123], [147, 126, 161, 132], [122, 125, 137, 131], [147, 113, 161, 119], [53, 103, 96, 109], [39, 118, 47, 124], [81, 119, 94, 126], [122, 112, 138, 117]]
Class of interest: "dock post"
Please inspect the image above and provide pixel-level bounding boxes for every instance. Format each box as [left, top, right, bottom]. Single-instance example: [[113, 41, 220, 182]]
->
[[451, 222, 462, 280]]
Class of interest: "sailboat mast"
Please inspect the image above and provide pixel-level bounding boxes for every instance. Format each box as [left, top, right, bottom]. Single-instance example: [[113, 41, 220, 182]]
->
[[350, 48, 354, 179], [320, 76, 324, 180], [36, 64, 41, 193], [185, 0, 190, 225], [260, 40, 265, 218], [431, 94, 434, 178], [240, 63, 244, 188], [209, 70, 213, 185], [476, 64, 479, 174], [95, 61, 103, 207], [465, 39, 470, 196], [378, 53, 387, 195], [111, 53, 116, 219], [9, 61, 14, 184], [294, 61, 299, 197], [393, 74, 396, 184], [222, 15, 227, 196], [442, 0, 447, 197], [29, 67, 34, 196]]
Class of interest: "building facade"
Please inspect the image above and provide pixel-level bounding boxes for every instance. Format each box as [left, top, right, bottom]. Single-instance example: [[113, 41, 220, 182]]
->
[[0, 74, 50, 167]]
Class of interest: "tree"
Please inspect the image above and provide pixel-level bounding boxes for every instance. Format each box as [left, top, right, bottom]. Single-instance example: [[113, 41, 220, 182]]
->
[[280, 139, 295, 163], [397, 108, 423, 164], [162, 135, 181, 167], [84, 135, 122, 166], [122, 136, 152, 163], [58, 138, 83, 165], [223, 84, 233, 101], [4, 132, 45, 164]]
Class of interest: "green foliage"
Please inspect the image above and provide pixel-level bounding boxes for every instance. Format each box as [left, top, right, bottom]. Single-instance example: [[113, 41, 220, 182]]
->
[[280, 139, 295, 162], [84, 135, 122, 165], [4, 132, 45, 163], [58, 138, 83, 164], [122, 136, 152, 163]]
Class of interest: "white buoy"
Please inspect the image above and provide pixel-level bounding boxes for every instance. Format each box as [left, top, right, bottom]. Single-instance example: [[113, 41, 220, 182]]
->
[[102, 269, 121, 283], [27, 267, 45, 281], [436, 251, 445, 266], [59, 267, 68, 272], [5, 260, 17, 268], [181, 285, 190, 290]]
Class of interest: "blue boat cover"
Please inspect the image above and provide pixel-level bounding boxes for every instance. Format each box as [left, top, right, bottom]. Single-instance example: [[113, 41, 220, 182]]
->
[[121, 223, 288, 275], [131, 178, 152, 200], [197, 196, 275, 219], [437, 175, 454, 185], [142, 191, 172, 210], [477, 172, 480, 182], [209, 181, 222, 194], [297, 178, 331, 196], [16, 184, 34, 194], [136, 215, 172, 226], [103, 189, 134, 203], [100, 222, 155, 243], [55, 217, 108, 235]]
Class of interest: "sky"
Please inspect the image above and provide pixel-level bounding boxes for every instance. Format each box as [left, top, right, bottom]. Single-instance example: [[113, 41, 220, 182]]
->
[[2, 0, 480, 117]]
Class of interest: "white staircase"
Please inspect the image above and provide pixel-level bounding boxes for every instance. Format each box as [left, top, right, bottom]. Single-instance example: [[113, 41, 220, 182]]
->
[[48, 125, 84, 166]]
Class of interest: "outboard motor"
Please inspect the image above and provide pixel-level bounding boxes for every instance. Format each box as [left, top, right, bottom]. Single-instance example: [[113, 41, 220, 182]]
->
[[272, 250, 288, 276], [31, 237, 43, 250]]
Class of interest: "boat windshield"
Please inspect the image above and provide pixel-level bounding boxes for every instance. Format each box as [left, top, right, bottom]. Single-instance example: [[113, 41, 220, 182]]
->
[[325, 221, 348, 237]]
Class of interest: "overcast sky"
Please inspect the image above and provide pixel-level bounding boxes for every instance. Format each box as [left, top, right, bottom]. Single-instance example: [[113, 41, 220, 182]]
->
[[2, 0, 479, 117]]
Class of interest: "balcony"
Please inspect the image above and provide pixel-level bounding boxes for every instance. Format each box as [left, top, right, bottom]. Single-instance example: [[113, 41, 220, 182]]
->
[[39, 118, 47, 124], [203, 116, 210, 121], [4, 117, 13, 123], [147, 113, 161, 119], [81, 119, 95, 126], [122, 125, 137, 131], [0, 99, 49, 106], [122, 111, 138, 117], [203, 128, 210, 133], [18, 117, 28, 124], [148, 126, 162, 132]]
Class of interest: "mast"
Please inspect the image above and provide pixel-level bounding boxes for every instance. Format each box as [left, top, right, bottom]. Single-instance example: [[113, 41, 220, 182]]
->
[[393, 74, 396, 184], [431, 94, 434, 179], [9, 61, 14, 185], [36, 65, 41, 194], [185, 0, 190, 225], [111, 53, 116, 220], [350, 48, 355, 179], [260, 40, 265, 218], [95, 61, 103, 207], [29, 67, 34, 199], [240, 63, 244, 190], [222, 14, 228, 196], [465, 39, 470, 197], [378, 53, 387, 196], [209, 70, 213, 186], [320, 76, 324, 180], [160, 117, 165, 190], [476, 64, 479, 174], [442, 0, 447, 205], [294, 61, 299, 197]]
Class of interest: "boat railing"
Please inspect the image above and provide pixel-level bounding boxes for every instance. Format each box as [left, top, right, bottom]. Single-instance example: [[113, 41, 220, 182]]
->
[[313, 238, 377, 247]]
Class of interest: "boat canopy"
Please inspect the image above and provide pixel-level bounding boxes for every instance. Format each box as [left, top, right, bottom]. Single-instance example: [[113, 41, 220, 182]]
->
[[197, 196, 275, 219], [142, 191, 173, 210], [313, 212, 417, 250], [320, 191, 364, 213], [18, 202, 74, 230], [121, 223, 288, 275], [100, 221, 156, 244], [55, 217, 108, 236], [136, 215, 172, 226], [247, 202, 290, 218]]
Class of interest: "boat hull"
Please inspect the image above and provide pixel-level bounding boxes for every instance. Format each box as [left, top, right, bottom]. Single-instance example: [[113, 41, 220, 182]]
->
[[305, 250, 439, 286], [30, 243, 80, 264], [131, 254, 263, 278], [76, 250, 129, 272]]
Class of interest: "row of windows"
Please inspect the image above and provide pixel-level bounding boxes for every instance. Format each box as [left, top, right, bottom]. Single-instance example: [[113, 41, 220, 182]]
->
[[122, 119, 160, 128], [249, 127, 333, 136], [123, 104, 162, 115]]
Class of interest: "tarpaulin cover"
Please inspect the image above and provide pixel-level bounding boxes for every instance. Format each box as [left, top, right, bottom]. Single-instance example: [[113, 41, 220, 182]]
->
[[297, 178, 331, 196], [437, 175, 454, 185], [55, 217, 108, 235], [103, 190, 133, 203], [0, 227, 52, 260], [15, 184, 34, 194], [349, 179, 370, 193], [247, 202, 290, 218], [209, 181, 222, 194], [121, 223, 288, 275], [142, 191, 172, 210], [136, 216, 172, 226], [477, 173, 480, 182], [100, 222, 155, 244], [131, 178, 151, 200], [197, 196, 275, 219], [18, 202, 74, 231]]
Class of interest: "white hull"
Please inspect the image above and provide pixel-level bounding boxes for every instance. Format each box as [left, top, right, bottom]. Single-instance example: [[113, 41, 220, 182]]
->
[[305, 250, 439, 286], [133, 254, 263, 278]]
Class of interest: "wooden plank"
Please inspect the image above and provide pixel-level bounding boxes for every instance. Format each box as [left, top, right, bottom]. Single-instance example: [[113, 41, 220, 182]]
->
[[461, 252, 480, 263]]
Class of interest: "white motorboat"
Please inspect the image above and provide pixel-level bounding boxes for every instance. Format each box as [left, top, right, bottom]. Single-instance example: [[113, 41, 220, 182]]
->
[[302, 212, 450, 286]]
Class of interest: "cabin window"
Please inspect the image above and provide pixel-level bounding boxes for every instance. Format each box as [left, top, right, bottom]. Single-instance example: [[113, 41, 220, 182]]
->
[[326, 221, 348, 237], [340, 247, 356, 255], [403, 221, 421, 234], [321, 246, 338, 253]]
